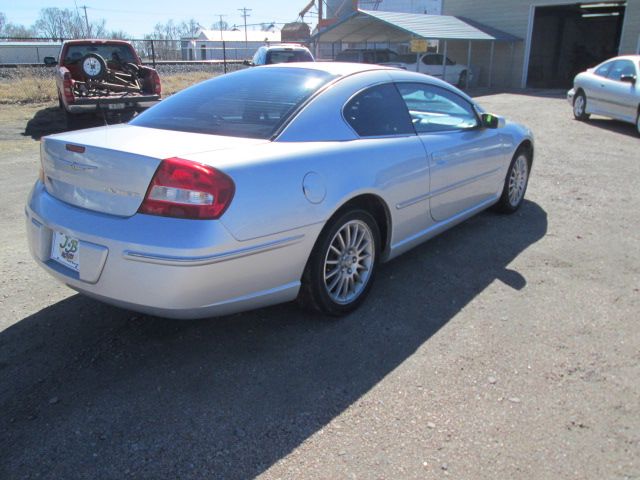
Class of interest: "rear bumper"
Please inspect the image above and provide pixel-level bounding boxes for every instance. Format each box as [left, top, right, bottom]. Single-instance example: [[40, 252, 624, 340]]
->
[[66, 95, 161, 114], [26, 182, 320, 319]]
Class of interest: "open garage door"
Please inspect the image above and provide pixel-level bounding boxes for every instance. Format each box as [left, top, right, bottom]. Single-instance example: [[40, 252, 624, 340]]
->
[[527, 1, 626, 88]]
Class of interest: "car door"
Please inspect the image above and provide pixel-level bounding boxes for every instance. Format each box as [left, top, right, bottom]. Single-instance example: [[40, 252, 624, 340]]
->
[[342, 82, 433, 242], [396, 82, 507, 222], [602, 59, 639, 122], [585, 60, 616, 115]]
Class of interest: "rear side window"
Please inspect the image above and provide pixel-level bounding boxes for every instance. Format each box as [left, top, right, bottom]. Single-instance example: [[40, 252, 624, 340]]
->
[[131, 68, 336, 139], [343, 83, 414, 137], [397, 83, 478, 133]]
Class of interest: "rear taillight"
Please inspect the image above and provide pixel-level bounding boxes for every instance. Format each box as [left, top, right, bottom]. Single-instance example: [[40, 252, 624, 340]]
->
[[138, 157, 235, 220], [151, 70, 161, 96], [62, 70, 74, 104]]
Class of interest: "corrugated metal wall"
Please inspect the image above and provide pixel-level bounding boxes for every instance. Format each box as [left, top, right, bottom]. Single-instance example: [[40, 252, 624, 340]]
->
[[443, 0, 640, 88]]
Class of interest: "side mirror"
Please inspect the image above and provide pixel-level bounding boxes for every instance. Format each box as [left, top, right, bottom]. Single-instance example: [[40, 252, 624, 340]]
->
[[481, 113, 505, 129], [242, 59, 255, 67], [43, 56, 58, 66], [620, 74, 636, 84]]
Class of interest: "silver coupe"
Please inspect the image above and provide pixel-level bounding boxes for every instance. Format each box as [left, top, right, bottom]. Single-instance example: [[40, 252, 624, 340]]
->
[[26, 63, 534, 319], [568, 55, 640, 136]]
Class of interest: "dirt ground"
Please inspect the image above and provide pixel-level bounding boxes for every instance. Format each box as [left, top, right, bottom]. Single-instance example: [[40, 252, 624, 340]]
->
[[0, 95, 638, 480]]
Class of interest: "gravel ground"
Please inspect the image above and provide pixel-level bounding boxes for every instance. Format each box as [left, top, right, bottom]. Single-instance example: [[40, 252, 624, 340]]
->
[[0, 91, 638, 479]]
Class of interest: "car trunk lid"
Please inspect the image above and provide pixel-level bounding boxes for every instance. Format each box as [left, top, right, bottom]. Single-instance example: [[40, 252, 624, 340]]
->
[[41, 124, 267, 217]]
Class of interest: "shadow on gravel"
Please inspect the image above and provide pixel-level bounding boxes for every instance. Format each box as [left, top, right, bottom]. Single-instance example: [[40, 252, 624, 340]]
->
[[580, 117, 639, 138], [0, 201, 547, 479], [24, 107, 130, 140]]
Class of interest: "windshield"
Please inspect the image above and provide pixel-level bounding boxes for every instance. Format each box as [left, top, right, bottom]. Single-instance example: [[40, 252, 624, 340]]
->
[[131, 68, 337, 139]]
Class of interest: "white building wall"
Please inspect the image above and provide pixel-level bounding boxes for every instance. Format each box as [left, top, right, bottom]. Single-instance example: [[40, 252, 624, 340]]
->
[[0, 44, 61, 64], [443, 0, 640, 88], [360, 0, 442, 14]]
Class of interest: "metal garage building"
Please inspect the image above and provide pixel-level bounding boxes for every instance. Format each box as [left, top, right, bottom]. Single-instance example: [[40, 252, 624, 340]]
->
[[312, 10, 521, 87], [442, 0, 640, 88]]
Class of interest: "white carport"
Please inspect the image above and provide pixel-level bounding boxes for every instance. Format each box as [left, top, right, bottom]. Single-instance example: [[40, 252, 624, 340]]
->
[[312, 10, 521, 88]]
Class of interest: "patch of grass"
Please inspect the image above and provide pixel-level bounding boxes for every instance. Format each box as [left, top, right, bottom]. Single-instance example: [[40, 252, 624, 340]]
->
[[161, 71, 220, 96], [0, 70, 220, 105], [0, 74, 57, 105]]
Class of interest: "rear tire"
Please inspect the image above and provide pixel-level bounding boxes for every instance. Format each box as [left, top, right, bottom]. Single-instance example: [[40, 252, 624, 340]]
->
[[636, 111, 640, 138], [457, 70, 468, 88], [573, 91, 590, 121], [494, 149, 531, 214], [299, 209, 380, 317]]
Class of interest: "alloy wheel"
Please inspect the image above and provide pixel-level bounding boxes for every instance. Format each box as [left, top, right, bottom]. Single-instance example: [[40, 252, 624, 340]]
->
[[323, 220, 374, 305], [508, 155, 529, 207]]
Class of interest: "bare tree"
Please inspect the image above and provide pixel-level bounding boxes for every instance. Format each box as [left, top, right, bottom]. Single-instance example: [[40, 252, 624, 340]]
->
[[34, 7, 106, 39], [108, 30, 130, 40], [211, 19, 229, 31], [147, 18, 202, 60], [0, 11, 37, 38]]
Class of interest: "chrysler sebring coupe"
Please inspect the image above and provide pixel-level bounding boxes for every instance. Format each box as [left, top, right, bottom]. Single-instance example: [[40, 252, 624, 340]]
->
[[26, 63, 534, 319], [568, 55, 640, 136]]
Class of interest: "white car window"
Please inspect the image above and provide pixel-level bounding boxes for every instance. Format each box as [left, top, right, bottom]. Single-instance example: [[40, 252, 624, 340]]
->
[[607, 59, 636, 81], [594, 61, 615, 78]]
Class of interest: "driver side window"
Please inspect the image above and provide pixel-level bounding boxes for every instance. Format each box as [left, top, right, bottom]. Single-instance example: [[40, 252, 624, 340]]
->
[[396, 83, 479, 133]]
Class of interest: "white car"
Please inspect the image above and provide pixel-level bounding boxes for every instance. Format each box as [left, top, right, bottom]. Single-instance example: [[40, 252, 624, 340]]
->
[[383, 53, 472, 87], [567, 55, 640, 136], [249, 44, 314, 66]]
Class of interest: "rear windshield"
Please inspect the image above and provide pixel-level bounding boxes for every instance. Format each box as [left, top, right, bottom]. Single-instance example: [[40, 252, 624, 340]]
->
[[131, 68, 336, 139], [64, 44, 137, 64], [266, 49, 313, 64]]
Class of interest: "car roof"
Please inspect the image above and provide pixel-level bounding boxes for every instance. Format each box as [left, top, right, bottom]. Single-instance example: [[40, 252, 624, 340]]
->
[[264, 44, 310, 50], [259, 61, 396, 76], [63, 39, 132, 46]]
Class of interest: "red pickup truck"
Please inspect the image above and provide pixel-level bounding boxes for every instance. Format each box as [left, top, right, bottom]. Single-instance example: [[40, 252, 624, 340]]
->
[[45, 39, 161, 125]]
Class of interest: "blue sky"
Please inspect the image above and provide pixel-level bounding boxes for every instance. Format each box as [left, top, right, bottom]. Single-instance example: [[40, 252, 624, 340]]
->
[[2, 0, 313, 37]]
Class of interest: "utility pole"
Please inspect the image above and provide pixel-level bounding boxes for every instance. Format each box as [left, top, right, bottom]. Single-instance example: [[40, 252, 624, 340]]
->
[[81, 5, 91, 38], [238, 7, 252, 46], [215, 14, 228, 72]]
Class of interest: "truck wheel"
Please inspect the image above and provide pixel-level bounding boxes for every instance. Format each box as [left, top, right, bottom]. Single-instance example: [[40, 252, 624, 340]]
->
[[81, 53, 107, 80]]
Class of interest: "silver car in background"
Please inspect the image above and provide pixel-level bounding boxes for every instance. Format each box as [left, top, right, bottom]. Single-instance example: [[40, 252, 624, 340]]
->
[[568, 55, 640, 136], [26, 63, 534, 319]]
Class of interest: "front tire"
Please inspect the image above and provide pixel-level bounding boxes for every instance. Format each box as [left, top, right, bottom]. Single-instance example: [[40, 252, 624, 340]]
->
[[494, 150, 531, 214], [636, 111, 640, 138], [573, 91, 590, 121], [299, 209, 380, 316]]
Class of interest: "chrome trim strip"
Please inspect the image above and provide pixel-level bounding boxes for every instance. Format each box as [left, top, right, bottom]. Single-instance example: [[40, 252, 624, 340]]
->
[[396, 192, 431, 209], [396, 166, 502, 210], [123, 234, 305, 267]]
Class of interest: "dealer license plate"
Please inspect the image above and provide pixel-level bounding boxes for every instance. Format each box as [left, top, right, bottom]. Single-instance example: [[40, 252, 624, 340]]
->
[[108, 103, 126, 110], [51, 231, 80, 272]]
